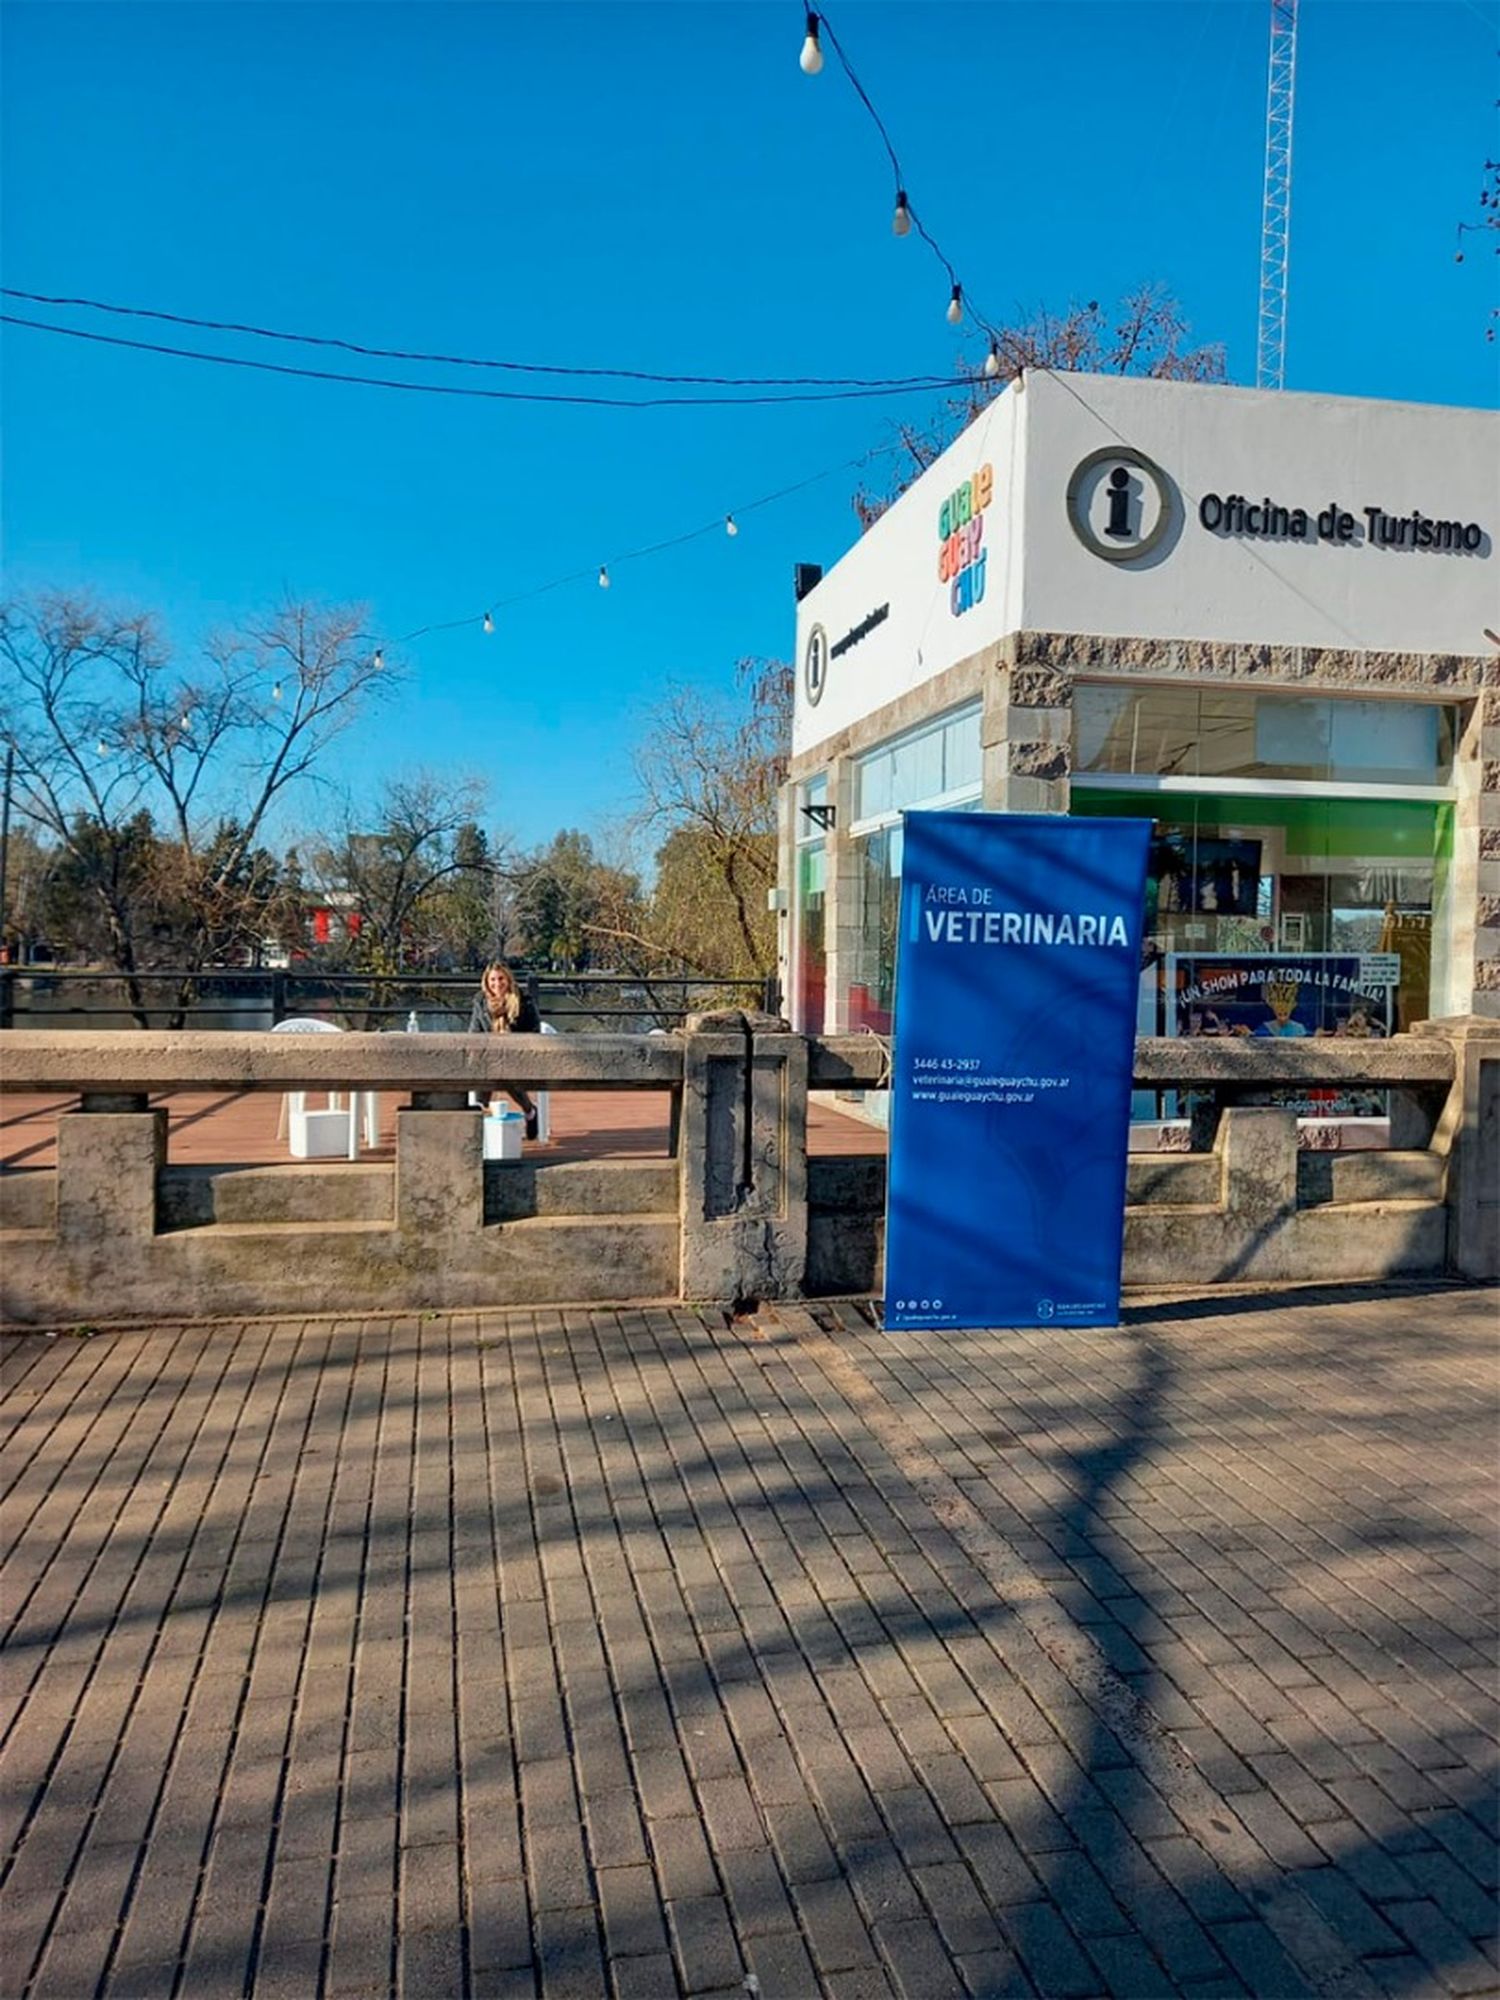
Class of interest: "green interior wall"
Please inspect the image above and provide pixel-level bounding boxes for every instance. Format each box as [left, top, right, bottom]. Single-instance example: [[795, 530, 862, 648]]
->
[[1070, 789, 1452, 863]]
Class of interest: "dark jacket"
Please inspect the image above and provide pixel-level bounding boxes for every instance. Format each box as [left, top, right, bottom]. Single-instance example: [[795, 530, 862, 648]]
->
[[467, 985, 541, 1035]]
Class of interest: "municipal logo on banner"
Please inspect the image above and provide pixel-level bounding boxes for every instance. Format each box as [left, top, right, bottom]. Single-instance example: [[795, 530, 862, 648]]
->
[[883, 811, 1152, 1333]]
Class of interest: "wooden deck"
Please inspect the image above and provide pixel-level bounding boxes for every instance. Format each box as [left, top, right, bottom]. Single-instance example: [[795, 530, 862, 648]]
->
[[0, 1088, 887, 1173]]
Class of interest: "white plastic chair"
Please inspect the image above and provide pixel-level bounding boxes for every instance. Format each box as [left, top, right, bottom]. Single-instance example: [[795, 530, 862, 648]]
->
[[271, 1018, 377, 1160], [535, 1021, 557, 1144]]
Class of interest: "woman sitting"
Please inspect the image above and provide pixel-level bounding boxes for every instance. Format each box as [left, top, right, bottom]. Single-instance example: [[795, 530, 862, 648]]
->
[[467, 961, 541, 1140]]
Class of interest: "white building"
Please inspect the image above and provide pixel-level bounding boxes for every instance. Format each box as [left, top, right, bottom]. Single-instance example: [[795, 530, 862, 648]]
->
[[780, 372, 1497, 1059]]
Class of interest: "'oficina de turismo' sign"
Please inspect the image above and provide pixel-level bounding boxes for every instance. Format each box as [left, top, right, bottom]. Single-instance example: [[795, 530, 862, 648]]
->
[[883, 810, 1151, 1333], [1198, 493, 1487, 553]]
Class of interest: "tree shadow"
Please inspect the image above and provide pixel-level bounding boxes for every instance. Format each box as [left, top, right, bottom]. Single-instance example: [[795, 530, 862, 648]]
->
[[1, 1299, 1495, 1999]]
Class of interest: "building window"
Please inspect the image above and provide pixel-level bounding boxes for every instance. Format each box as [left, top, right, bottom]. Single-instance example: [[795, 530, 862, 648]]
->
[[1072, 789, 1453, 1033], [853, 704, 981, 829], [850, 822, 902, 1035], [794, 777, 827, 1035], [847, 706, 982, 1035], [1073, 685, 1457, 790], [1072, 686, 1461, 1035]]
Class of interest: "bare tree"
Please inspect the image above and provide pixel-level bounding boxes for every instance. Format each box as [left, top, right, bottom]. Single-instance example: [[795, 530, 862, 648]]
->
[[313, 772, 498, 977], [0, 593, 394, 1018], [853, 285, 1226, 528], [630, 658, 791, 981], [0, 825, 55, 960], [1454, 156, 1499, 341]]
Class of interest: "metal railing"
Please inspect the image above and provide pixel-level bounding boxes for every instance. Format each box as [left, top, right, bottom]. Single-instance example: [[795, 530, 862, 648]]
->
[[0, 965, 780, 1033]]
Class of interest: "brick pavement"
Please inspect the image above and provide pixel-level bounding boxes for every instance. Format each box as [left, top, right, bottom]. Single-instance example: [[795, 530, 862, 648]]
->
[[1, 1286, 1495, 1999]]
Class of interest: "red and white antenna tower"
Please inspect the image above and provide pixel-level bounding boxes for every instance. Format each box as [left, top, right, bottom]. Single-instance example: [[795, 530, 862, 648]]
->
[[1256, 0, 1298, 390]]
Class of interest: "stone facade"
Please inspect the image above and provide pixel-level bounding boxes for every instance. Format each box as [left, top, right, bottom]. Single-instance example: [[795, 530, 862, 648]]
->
[[1014, 629, 1493, 693], [782, 628, 1499, 1025]]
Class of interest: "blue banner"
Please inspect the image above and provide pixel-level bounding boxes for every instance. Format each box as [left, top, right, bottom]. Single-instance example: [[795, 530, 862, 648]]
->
[[885, 811, 1152, 1332]]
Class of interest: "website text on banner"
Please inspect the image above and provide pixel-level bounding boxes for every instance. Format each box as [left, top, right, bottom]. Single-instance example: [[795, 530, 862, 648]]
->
[[885, 812, 1152, 1332]]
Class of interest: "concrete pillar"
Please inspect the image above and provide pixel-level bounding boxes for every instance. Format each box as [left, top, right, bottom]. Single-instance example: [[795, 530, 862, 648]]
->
[[55, 1099, 165, 1243], [1444, 691, 1500, 1021], [678, 1022, 807, 1303], [396, 1107, 482, 1239], [1217, 1107, 1299, 1223], [1476, 688, 1500, 1020], [1413, 1014, 1500, 1280], [775, 778, 797, 1030], [981, 650, 1073, 815], [821, 754, 860, 1033]]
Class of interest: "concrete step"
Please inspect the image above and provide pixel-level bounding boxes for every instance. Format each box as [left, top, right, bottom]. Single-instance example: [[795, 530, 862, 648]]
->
[[1297, 1149, 1445, 1206], [131, 1212, 681, 1315], [0, 1172, 53, 1231], [155, 1157, 679, 1229], [1127, 1155, 1219, 1204], [159, 1163, 392, 1228], [486, 1159, 677, 1221]]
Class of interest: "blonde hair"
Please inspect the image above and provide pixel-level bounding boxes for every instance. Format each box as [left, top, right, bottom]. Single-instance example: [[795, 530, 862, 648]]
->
[[482, 961, 521, 1029]]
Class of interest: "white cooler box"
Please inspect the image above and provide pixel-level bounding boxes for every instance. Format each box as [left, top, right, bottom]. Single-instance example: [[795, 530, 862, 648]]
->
[[483, 1109, 525, 1162], [289, 1107, 356, 1159]]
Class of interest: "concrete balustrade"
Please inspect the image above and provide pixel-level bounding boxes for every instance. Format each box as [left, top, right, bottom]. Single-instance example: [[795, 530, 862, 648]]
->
[[1, 1016, 1494, 1325]]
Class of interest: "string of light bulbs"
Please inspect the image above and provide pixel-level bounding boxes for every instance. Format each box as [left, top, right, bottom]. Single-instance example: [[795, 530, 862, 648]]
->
[[59, 15, 1384, 687], [369, 440, 906, 654], [798, 7, 1013, 381], [7, 9, 1037, 672]]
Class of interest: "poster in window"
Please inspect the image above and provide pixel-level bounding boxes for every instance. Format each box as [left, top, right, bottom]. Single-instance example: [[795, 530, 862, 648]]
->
[[1168, 953, 1394, 1040]]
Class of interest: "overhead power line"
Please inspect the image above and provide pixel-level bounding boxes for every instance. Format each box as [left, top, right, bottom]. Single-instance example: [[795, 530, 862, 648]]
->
[[0, 286, 953, 392], [389, 10, 1379, 665], [0, 313, 972, 410], [4, 10, 1042, 658]]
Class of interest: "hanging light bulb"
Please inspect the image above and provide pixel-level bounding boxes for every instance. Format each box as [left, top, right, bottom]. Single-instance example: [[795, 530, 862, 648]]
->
[[946, 284, 963, 326], [373, 648, 384, 670], [983, 340, 1002, 379], [96, 736, 108, 757], [892, 190, 912, 237], [598, 566, 610, 589], [271, 680, 283, 702], [725, 515, 739, 537], [799, 11, 824, 73], [483, 611, 495, 635]]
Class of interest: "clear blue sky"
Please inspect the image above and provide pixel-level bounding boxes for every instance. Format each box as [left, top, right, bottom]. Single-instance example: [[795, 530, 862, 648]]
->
[[4, 1, 1495, 852]]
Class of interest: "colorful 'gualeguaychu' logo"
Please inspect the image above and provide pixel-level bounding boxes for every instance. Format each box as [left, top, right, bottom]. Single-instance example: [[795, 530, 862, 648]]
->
[[938, 462, 993, 617]]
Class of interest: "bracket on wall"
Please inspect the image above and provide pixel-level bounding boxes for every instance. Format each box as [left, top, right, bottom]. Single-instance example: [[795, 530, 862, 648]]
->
[[800, 803, 836, 832]]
